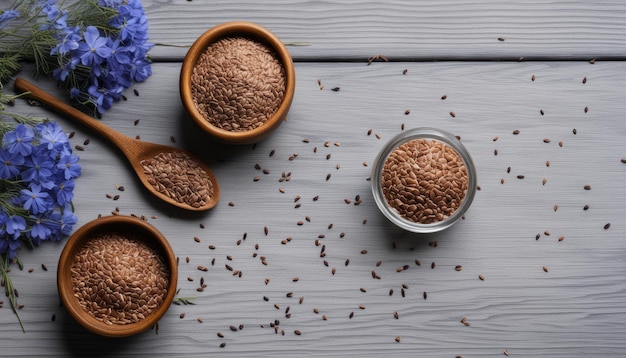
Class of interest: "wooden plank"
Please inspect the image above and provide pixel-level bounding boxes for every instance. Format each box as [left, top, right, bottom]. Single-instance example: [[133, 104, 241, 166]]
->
[[145, 0, 626, 61], [1, 61, 625, 356]]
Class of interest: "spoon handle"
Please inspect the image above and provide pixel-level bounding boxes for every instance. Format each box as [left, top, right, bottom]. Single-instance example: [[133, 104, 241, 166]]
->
[[13, 78, 134, 152]]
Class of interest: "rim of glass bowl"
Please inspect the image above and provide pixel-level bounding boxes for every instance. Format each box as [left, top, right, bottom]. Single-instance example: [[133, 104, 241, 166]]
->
[[370, 127, 477, 233]]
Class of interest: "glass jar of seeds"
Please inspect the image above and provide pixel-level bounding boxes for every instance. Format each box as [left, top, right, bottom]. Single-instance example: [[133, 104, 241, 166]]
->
[[371, 127, 477, 233]]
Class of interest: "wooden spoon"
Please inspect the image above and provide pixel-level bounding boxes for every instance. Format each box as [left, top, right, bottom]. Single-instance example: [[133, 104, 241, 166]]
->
[[14, 78, 220, 211]]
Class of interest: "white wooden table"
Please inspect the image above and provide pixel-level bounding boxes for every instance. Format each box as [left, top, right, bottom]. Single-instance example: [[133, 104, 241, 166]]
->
[[2, 1, 626, 357]]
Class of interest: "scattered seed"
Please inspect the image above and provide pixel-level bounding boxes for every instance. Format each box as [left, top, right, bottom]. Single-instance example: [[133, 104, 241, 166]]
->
[[405, 109, 410, 115], [479, 274, 485, 281], [584, 184, 591, 190], [133, 88, 139, 96], [455, 265, 463, 271], [540, 109, 544, 115], [553, 204, 558, 212], [583, 204, 589, 210], [517, 175, 525, 179], [582, 76, 587, 84], [512, 129, 520, 135], [498, 37, 505, 41], [395, 336, 401, 343], [543, 266, 549, 272], [604, 223, 611, 230], [493, 136, 499, 142], [449, 111, 456, 118], [41, 263, 48, 271]]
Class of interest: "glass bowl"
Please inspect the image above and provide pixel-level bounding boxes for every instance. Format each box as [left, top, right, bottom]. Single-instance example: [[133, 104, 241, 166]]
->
[[371, 127, 477, 233]]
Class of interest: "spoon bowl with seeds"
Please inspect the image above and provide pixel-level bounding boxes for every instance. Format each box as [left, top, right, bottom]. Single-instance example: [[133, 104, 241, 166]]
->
[[14, 78, 220, 211]]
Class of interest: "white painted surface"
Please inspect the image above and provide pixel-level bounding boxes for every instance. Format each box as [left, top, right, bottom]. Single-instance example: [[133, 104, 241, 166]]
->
[[2, 59, 625, 356], [145, 0, 626, 61]]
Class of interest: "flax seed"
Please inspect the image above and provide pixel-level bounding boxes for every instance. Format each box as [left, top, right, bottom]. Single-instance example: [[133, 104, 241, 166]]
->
[[191, 37, 285, 132]]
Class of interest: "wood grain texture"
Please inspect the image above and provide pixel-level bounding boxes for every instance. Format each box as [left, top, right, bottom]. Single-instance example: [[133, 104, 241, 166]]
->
[[1, 61, 625, 356], [145, 0, 626, 61]]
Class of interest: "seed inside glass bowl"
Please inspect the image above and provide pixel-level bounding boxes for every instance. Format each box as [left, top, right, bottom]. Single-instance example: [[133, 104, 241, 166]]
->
[[71, 232, 170, 325], [191, 37, 286, 132], [381, 138, 469, 224]]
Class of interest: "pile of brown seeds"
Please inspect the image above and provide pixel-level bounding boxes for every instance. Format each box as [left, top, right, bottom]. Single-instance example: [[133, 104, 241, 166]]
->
[[71, 232, 169, 325], [141, 151, 213, 208], [381, 139, 469, 224], [191, 37, 286, 132]]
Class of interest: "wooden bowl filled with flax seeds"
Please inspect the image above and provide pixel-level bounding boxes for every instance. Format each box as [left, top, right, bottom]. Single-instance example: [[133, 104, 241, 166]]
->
[[57, 215, 178, 337], [180, 21, 296, 145], [371, 128, 477, 233]]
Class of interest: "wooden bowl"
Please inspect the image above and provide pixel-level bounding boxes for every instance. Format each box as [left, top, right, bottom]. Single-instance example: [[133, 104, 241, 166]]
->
[[180, 21, 296, 145], [57, 215, 178, 337]]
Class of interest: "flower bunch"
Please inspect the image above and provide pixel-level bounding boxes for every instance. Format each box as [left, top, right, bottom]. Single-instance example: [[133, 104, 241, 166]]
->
[[0, 83, 80, 331], [0, 0, 153, 114]]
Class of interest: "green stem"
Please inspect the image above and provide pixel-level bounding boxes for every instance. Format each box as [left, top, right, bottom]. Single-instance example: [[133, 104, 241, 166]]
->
[[1, 254, 25, 333]]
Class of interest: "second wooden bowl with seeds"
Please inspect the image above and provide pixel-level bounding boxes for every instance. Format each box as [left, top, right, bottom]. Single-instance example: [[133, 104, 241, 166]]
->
[[57, 215, 178, 337], [371, 128, 477, 233], [180, 21, 296, 144]]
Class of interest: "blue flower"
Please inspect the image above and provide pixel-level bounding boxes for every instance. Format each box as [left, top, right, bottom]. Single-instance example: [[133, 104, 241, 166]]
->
[[56, 153, 81, 180], [20, 184, 51, 215], [28, 216, 52, 246], [4, 214, 26, 240], [0, 148, 25, 179], [53, 179, 74, 206], [3, 124, 34, 156], [57, 209, 77, 237], [21, 148, 55, 187], [0, 236, 21, 260], [0, 9, 19, 30], [51, 27, 81, 55], [37, 122, 70, 154], [130, 57, 152, 82], [77, 26, 112, 66]]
